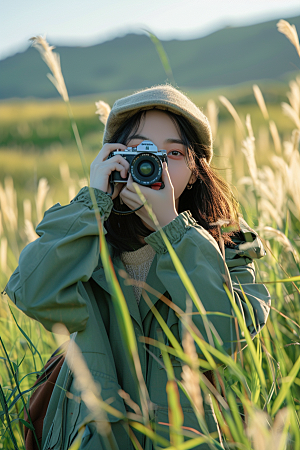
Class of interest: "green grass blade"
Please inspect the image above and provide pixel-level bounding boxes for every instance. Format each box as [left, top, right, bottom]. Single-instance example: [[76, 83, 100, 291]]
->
[[0, 384, 20, 449], [223, 284, 266, 388], [8, 304, 44, 367], [68, 426, 85, 450], [143, 29, 175, 85], [271, 355, 300, 416]]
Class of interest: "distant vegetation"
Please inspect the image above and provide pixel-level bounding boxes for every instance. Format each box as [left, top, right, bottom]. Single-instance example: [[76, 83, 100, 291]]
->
[[0, 82, 296, 215], [0, 14, 300, 99]]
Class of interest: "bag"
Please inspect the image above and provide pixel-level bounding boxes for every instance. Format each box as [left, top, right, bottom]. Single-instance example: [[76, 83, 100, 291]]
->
[[23, 341, 69, 450]]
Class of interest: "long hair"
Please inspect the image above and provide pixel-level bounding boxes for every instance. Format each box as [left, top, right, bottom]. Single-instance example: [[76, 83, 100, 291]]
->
[[104, 108, 240, 252]]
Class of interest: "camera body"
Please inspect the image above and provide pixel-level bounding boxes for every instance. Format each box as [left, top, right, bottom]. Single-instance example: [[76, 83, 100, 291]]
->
[[108, 140, 167, 187]]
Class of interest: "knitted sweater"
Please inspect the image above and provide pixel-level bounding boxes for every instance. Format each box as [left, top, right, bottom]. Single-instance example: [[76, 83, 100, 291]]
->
[[120, 244, 156, 304]]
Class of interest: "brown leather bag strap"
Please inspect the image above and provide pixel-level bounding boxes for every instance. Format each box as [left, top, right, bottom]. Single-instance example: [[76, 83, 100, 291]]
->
[[24, 342, 69, 450]]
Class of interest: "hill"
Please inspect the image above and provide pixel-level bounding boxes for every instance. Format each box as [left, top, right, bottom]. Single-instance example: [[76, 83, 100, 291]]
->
[[0, 15, 300, 100]]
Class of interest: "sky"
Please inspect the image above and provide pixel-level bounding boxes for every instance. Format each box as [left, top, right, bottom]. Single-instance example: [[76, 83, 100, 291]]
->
[[1, 0, 300, 61]]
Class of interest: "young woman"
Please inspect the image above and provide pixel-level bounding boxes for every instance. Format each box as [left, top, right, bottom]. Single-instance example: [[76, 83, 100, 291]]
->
[[6, 84, 271, 450]]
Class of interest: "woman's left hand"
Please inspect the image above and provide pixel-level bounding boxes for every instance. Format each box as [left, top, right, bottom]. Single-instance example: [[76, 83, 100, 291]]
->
[[119, 162, 178, 228]]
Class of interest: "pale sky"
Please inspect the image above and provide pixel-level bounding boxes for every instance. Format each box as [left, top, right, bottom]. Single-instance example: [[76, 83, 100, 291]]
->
[[1, 0, 300, 60]]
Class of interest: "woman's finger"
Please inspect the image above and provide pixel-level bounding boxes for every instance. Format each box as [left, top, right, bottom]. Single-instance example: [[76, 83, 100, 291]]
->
[[120, 186, 142, 203], [103, 161, 128, 177], [94, 143, 127, 164], [125, 174, 136, 192], [104, 155, 130, 178], [120, 186, 143, 208], [161, 162, 173, 190]]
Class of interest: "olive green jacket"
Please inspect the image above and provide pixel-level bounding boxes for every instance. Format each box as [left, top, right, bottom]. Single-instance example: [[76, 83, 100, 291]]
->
[[6, 187, 271, 450]]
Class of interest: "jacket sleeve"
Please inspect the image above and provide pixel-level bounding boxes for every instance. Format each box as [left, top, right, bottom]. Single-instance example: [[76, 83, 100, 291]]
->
[[144, 212, 271, 356], [4, 187, 113, 334]]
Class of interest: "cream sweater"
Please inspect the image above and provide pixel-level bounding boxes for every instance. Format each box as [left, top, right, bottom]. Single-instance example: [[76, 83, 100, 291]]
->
[[120, 244, 156, 304]]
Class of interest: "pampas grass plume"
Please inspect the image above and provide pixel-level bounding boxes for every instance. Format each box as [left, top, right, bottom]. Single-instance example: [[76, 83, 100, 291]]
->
[[95, 100, 111, 125], [219, 95, 245, 135], [181, 299, 204, 417], [277, 20, 300, 58], [269, 121, 282, 154], [52, 323, 112, 437], [0, 237, 7, 274], [253, 85, 269, 120], [35, 178, 50, 223], [30, 36, 69, 102], [206, 99, 218, 138]]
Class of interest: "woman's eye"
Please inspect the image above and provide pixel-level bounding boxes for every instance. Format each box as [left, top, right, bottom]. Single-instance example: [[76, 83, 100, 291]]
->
[[167, 150, 184, 157]]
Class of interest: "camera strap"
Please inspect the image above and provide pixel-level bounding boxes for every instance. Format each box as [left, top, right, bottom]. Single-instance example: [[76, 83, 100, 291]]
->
[[112, 204, 145, 215], [107, 181, 146, 215]]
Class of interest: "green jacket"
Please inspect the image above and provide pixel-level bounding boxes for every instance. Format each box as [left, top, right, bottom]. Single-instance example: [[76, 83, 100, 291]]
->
[[6, 187, 271, 450]]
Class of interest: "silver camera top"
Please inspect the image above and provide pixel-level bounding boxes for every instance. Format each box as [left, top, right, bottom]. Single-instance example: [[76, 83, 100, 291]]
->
[[131, 140, 157, 152], [121, 140, 167, 156]]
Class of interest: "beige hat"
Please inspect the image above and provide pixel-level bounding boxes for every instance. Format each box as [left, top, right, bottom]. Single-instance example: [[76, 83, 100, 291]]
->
[[102, 84, 213, 164]]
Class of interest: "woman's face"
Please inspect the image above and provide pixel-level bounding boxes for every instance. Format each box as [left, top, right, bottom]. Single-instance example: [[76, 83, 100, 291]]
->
[[126, 110, 195, 209]]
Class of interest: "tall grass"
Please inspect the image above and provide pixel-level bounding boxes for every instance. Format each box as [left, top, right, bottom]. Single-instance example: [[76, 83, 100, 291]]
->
[[1, 20, 300, 449]]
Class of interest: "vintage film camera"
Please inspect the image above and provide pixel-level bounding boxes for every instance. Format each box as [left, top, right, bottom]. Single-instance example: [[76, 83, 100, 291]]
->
[[108, 140, 168, 188]]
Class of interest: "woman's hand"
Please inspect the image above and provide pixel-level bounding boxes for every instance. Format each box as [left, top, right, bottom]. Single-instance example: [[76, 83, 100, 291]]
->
[[120, 162, 178, 228], [90, 143, 129, 200]]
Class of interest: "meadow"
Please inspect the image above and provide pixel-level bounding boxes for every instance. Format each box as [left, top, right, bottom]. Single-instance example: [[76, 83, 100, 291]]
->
[[1, 22, 300, 450]]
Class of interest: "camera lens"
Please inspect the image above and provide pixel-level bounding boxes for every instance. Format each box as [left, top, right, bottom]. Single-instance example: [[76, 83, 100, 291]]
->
[[138, 161, 154, 177], [131, 153, 162, 185]]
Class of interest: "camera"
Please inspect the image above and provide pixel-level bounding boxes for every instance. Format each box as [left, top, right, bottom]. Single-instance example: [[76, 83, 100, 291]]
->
[[108, 140, 168, 187]]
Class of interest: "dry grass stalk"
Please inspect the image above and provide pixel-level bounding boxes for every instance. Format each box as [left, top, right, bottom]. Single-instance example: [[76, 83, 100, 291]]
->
[[35, 178, 50, 223], [241, 136, 258, 185], [53, 323, 112, 437], [206, 99, 218, 138], [181, 299, 204, 416], [68, 185, 76, 202], [258, 126, 270, 152], [45, 194, 54, 213], [257, 226, 299, 263], [269, 121, 282, 154], [0, 237, 7, 273], [23, 199, 32, 224], [59, 162, 77, 201], [95, 101, 111, 125], [281, 102, 300, 129], [253, 85, 269, 120], [59, 161, 71, 184], [24, 220, 38, 244], [219, 96, 245, 135], [247, 407, 289, 450], [258, 164, 285, 228], [221, 135, 235, 160], [245, 114, 254, 140], [4, 177, 18, 223], [78, 177, 88, 189], [118, 389, 142, 416], [0, 182, 17, 232], [277, 20, 300, 58], [283, 140, 294, 162], [0, 211, 3, 238], [291, 128, 300, 153], [288, 149, 300, 219], [30, 36, 69, 102], [287, 80, 300, 116], [260, 199, 283, 229], [240, 107, 300, 227]]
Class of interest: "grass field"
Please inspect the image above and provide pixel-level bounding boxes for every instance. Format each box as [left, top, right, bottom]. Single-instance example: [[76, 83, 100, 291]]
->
[[1, 27, 300, 450]]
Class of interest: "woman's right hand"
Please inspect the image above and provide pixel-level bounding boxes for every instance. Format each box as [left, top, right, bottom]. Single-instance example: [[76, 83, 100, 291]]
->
[[90, 143, 130, 200]]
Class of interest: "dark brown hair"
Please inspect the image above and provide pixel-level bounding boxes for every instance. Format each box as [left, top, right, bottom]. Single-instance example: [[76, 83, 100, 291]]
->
[[104, 108, 240, 252]]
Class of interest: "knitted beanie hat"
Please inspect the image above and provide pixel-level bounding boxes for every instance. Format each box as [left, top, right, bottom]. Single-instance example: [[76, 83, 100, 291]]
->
[[102, 84, 213, 164]]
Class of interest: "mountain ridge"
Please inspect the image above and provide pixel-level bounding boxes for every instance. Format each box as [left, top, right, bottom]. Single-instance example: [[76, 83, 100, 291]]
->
[[1, 15, 300, 100]]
